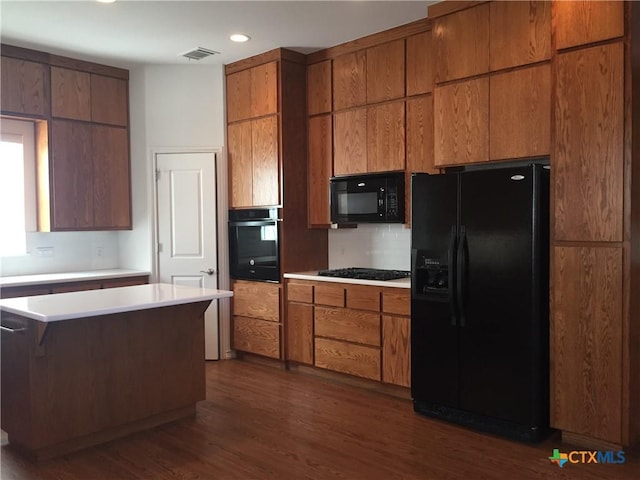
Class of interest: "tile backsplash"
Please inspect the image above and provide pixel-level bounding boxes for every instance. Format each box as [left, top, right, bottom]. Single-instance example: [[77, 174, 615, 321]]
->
[[328, 224, 411, 271]]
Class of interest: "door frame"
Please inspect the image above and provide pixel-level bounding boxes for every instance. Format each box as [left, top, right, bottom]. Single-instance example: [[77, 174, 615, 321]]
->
[[151, 146, 233, 359]]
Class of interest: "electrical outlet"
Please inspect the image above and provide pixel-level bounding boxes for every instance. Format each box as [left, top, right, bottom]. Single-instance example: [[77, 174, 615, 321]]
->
[[36, 247, 54, 258]]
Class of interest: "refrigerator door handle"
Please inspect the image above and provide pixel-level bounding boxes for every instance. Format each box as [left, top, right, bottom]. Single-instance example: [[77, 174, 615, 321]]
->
[[448, 226, 458, 326], [457, 226, 467, 327]]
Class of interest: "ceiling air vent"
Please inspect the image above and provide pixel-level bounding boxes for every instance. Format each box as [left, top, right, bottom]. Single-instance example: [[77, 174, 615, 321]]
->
[[180, 47, 219, 61]]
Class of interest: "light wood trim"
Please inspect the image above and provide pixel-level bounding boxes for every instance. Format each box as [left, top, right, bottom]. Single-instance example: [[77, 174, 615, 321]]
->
[[382, 289, 410, 316], [233, 316, 281, 359], [406, 31, 434, 96], [382, 315, 411, 387], [345, 284, 381, 312], [427, 1, 488, 19], [35, 120, 51, 232], [287, 282, 314, 304], [307, 60, 332, 115], [286, 303, 314, 364], [315, 306, 380, 346], [232, 280, 281, 322], [366, 101, 405, 173], [314, 337, 381, 381], [553, 0, 625, 51], [314, 283, 345, 307]]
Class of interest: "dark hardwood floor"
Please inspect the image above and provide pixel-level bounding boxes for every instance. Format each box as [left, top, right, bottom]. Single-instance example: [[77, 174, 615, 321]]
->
[[2, 360, 639, 479]]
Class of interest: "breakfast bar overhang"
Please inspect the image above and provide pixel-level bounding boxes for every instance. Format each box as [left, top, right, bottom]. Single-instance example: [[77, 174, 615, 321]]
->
[[0, 283, 233, 461]]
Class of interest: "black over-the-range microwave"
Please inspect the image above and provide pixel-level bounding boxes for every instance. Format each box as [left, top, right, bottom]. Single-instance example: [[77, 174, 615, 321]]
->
[[330, 172, 405, 225]]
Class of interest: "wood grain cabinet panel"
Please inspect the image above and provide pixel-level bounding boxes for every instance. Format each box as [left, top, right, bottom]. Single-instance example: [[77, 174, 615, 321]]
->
[[434, 77, 489, 166], [551, 246, 623, 443], [333, 51, 366, 110], [406, 96, 435, 174], [382, 315, 411, 387], [333, 109, 367, 175], [434, 3, 490, 83], [406, 32, 434, 96], [554, 0, 624, 50], [227, 121, 253, 208], [251, 115, 280, 207], [382, 289, 410, 316], [233, 316, 281, 359], [92, 126, 131, 229], [308, 115, 332, 226], [315, 306, 380, 346], [366, 40, 405, 104], [287, 282, 314, 304], [90, 75, 128, 126], [286, 303, 313, 364], [307, 60, 332, 115], [232, 280, 281, 322], [250, 61, 278, 118], [1, 56, 47, 116], [367, 102, 405, 173], [51, 67, 91, 121], [490, 64, 550, 161], [314, 283, 345, 307], [314, 337, 381, 381], [554, 42, 623, 242], [226, 69, 252, 123], [489, 0, 551, 71], [345, 284, 381, 312]]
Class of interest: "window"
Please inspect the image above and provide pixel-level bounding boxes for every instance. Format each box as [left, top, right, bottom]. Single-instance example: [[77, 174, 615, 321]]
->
[[0, 118, 37, 256]]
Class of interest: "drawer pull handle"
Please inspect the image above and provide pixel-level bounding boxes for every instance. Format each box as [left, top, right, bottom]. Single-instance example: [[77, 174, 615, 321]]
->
[[0, 325, 26, 334]]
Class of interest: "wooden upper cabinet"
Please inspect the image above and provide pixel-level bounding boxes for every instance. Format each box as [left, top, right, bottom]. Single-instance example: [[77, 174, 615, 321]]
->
[[226, 69, 252, 123], [366, 40, 405, 104], [251, 115, 279, 207], [51, 67, 91, 121], [250, 61, 278, 118], [307, 60, 332, 115], [554, 42, 623, 242], [333, 108, 367, 175], [434, 77, 489, 166], [406, 96, 435, 175], [333, 51, 366, 110], [91, 75, 128, 126], [228, 121, 253, 208], [406, 32, 434, 96], [554, 0, 625, 50], [551, 246, 623, 443], [434, 3, 490, 83], [489, 1, 551, 71], [490, 64, 550, 161], [92, 126, 131, 229], [367, 102, 405, 173], [308, 114, 332, 226], [1, 56, 48, 116]]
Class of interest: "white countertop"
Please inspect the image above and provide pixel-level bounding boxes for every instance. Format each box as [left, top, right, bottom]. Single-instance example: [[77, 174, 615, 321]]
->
[[0, 269, 150, 288], [284, 271, 411, 289], [0, 283, 233, 322]]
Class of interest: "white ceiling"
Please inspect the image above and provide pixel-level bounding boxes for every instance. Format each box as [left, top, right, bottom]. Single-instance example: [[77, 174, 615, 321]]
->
[[0, 1, 438, 69]]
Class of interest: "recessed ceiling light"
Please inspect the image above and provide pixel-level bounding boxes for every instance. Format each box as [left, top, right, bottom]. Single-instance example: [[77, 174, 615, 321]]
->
[[96, 0, 116, 3], [230, 34, 250, 43]]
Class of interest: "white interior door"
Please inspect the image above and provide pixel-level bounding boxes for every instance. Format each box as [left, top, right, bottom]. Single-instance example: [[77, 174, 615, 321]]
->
[[156, 152, 219, 359]]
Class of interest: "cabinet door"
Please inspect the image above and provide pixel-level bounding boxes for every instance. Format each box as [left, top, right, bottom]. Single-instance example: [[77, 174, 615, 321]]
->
[[226, 69, 252, 123], [490, 64, 550, 161], [251, 115, 279, 207], [307, 60, 332, 115], [406, 96, 435, 174], [406, 32, 434, 96], [1, 56, 47, 116], [367, 102, 405, 173], [366, 40, 405, 103], [250, 62, 278, 118], [554, 42, 623, 242], [332, 51, 366, 110], [382, 315, 410, 387], [315, 337, 381, 381], [333, 109, 367, 175], [233, 316, 281, 359], [51, 67, 91, 121], [315, 306, 380, 346], [232, 280, 280, 322], [434, 77, 489, 166], [489, 1, 551, 71], [50, 120, 94, 229], [286, 302, 313, 364], [227, 121, 253, 208], [551, 246, 622, 443], [92, 125, 131, 229], [91, 75, 128, 126], [554, 0, 624, 50], [434, 3, 489, 83], [308, 115, 332, 226]]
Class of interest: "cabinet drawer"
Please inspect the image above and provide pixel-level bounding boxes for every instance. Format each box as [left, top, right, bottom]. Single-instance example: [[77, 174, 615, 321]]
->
[[315, 306, 380, 346], [287, 282, 313, 304], [315, 338, 380, 381], [233, 316, 280, 359], [345, 284, 380, 311], [232, 281, 280, 322], [382, 289, 410, 316], [315, 283, 345, 307]]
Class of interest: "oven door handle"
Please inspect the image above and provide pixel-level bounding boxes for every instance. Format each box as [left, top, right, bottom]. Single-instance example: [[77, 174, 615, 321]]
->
[[228, 220, 280, 227]]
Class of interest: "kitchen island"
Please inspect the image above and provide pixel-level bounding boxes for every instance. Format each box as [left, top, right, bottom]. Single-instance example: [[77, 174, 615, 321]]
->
[[0, 283, 233, 461]]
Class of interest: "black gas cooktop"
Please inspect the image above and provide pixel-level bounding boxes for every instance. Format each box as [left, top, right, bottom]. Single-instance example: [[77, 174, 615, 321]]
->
[[317, 268, 411, 281]]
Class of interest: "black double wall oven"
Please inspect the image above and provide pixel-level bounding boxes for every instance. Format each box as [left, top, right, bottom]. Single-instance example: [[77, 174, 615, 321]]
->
[[228, 208, 280, 282]]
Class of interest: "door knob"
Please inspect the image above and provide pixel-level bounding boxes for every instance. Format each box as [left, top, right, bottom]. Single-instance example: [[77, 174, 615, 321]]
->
[[200, 268, 216, 276]]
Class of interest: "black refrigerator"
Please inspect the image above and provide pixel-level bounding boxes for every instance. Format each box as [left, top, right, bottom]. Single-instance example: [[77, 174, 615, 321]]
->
[[410, 164, 549, 442]]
